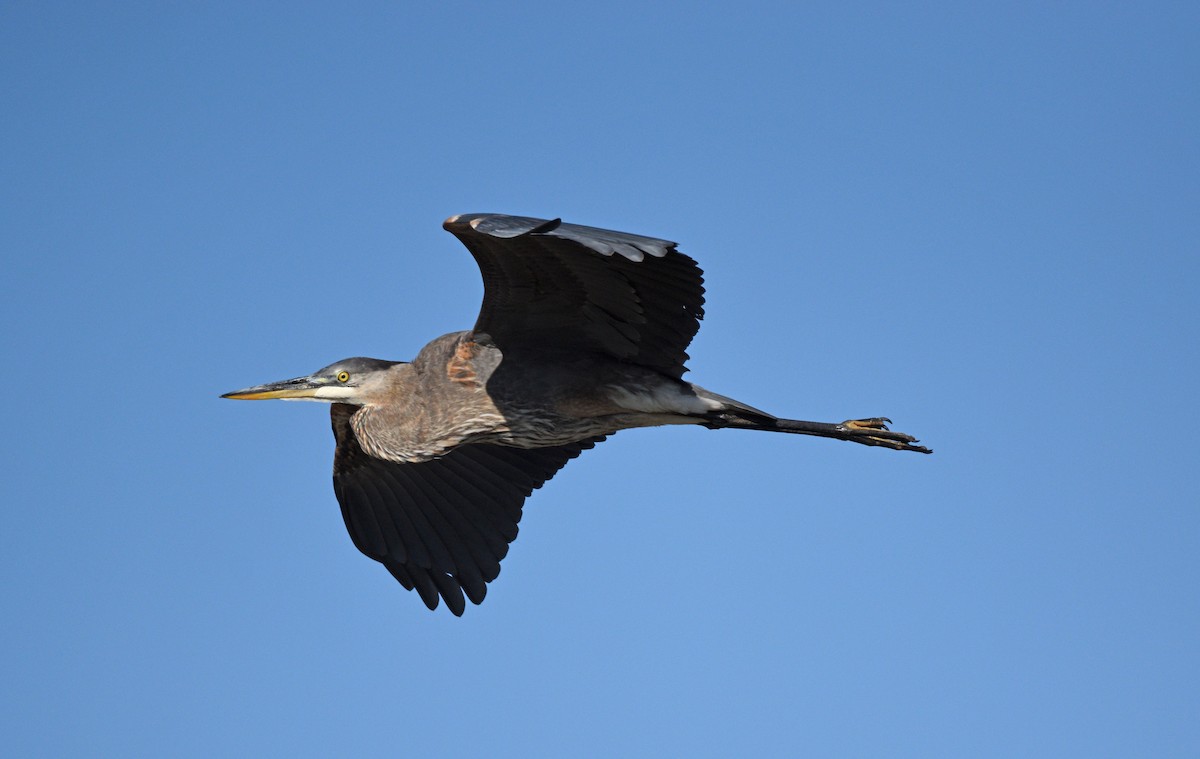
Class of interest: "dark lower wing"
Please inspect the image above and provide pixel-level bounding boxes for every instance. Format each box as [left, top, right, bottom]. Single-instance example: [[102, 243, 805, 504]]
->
[[331, 404, 604, 615]]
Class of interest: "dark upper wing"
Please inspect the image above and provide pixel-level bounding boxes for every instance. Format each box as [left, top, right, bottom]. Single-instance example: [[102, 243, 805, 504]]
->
[[330, 403, 603, 615], [443, 213, 705, 379]]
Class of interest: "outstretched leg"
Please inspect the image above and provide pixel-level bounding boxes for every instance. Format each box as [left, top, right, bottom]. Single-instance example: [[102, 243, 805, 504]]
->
[[606, 378, 931, 454], [704, 409, 932, 454], [776, 416, 931, 453]]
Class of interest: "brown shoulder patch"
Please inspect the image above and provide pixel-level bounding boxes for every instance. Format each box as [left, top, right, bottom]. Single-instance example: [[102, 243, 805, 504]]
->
[[447, 340, 480, 387]]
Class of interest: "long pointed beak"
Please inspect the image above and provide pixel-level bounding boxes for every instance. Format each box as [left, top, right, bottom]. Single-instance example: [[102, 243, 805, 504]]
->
[[221, 375, 325, 400]]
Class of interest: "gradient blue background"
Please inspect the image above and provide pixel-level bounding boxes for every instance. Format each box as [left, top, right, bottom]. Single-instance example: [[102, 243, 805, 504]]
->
[[3, 3, 1197, 756]]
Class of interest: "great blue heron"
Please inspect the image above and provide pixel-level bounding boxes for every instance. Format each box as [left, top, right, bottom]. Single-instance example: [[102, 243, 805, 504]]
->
[[223, 213, 930, 615]]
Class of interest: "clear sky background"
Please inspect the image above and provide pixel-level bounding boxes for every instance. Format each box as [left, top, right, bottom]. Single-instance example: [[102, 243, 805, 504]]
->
[[3, 3, 1197, 757]]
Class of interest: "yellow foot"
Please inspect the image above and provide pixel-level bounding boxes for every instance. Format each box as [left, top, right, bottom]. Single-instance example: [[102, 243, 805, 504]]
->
[[838, 418, 932, 454]]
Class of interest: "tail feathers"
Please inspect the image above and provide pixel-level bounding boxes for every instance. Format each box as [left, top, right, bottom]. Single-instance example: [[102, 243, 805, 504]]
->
[[690, 386, 777, 424]]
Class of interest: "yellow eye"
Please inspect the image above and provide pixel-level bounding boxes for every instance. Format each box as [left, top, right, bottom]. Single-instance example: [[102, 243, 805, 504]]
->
[[336, 371, 350, 383]]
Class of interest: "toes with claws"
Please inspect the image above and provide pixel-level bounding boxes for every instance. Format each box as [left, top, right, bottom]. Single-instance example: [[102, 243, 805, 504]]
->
[[838, 417, 932, 454]]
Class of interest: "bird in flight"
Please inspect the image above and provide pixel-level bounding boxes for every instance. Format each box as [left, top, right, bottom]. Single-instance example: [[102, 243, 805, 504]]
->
[[223, 214, 930, 614]]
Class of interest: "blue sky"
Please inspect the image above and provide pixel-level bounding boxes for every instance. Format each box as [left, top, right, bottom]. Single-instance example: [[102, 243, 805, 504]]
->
[[2, 3, 1197, 756]]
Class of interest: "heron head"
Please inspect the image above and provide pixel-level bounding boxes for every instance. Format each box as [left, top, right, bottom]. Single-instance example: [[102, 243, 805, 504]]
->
[[221, 357, 403, 405]]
